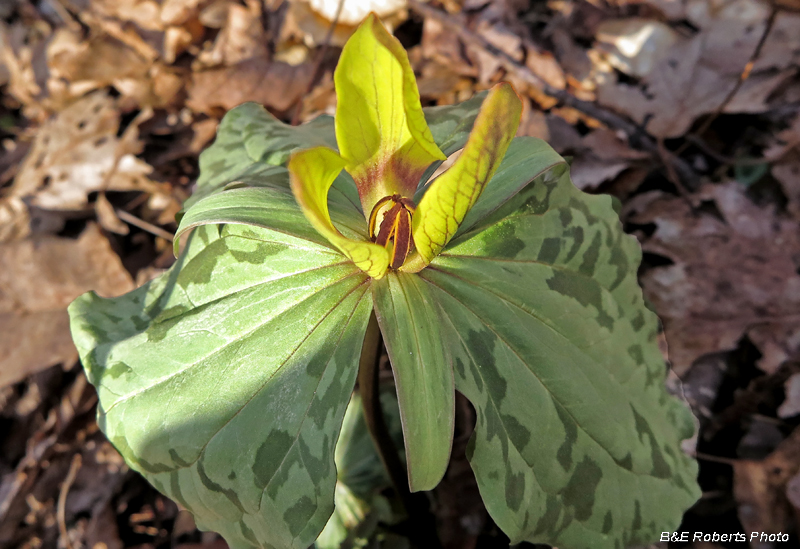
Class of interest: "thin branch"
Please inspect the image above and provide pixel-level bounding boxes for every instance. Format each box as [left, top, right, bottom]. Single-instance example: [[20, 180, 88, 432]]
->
[[115, 209, 175, 241], [676, 7, 779, 157], [408, 0, 700, 189], [57, 453, 82, 549]]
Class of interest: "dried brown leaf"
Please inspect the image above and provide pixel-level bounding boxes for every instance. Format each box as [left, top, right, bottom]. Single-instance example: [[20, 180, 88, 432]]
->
[[12, 91, 160, 211], [629, 182, 800, 375], [0, 224, 134, 387], [593, 7, 800, 138], [95, 193, 130, 235], [734, 426, 800, 540], [195, 0, 268, 69], [188, 57, 314, 113]]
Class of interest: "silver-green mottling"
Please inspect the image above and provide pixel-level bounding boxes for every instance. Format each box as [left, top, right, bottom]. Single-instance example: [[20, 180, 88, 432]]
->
[[418, 164, 699, 547], [70, 210, 372, 549], [69, 98, 699, 549]]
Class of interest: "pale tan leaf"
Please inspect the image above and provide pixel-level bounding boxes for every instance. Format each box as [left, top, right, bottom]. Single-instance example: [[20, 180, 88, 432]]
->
[[0, 224, 134, 387], [12, 91, 160, 210]]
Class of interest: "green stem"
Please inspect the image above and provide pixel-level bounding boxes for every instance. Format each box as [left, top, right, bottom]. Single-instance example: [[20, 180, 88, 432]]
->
[[357, 312, 411, 504], [357, 311, 442, 547]]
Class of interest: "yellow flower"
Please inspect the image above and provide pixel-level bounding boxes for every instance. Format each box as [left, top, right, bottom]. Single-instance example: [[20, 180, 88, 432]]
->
[[288, 13, 521, 279]]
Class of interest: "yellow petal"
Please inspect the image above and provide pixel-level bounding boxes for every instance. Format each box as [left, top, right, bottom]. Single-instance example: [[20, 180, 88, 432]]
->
[[403, 83, 522, 272], [289, 146, 390, 278], [335, 13, 446, 215]]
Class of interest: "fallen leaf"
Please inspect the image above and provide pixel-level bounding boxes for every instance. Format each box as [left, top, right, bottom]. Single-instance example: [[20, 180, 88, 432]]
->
[[188, 57, 314, 113], [194, 0, 268, 69], [467, 20, 523, 84], [0, 224, 134, 387], [47, 25, 183, 109], [421, 16, 477, 79], [95, 193, 130, 235], [161, 0, 206, 26], [593, 5, 800, 138], [734, 426, 800, 543], [595, 19, 679, 79], [0, 197, 31, 242], [0, 20, 51, 118], [769, 115, 800, 217], [628, 182, 800, 375], [88, 0, 164, 32], [11, 91, 161, 210], [560, 128, 649, 190], [778, 373, 800, 418], [48, 29, 151, 96]]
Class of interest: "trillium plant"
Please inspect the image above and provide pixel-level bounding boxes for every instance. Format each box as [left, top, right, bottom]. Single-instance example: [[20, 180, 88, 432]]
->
[[69, 14, 700, 549]]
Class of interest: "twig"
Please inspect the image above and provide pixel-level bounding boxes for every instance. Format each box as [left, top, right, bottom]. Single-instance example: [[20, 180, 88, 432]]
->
[[656, 137, 692, 201], [290, 0, 345, 125], [115, 209, 175, 241], [57, 453, 82, 549], [691, 451, 736, 466], [408, 0, 700, 189], [676, 7, 779, 157], [50, 0, 82, 31], [685, 133, 800, 167]]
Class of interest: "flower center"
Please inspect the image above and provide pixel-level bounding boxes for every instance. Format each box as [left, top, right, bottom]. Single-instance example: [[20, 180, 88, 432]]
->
[[368, 194, 416, 270]]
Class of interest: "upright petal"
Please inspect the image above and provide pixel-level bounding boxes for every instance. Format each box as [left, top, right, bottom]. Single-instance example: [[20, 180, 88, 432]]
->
[[289, 147, 390, 278], [335, 13, 446, 214], [403, 83, 522, 272]]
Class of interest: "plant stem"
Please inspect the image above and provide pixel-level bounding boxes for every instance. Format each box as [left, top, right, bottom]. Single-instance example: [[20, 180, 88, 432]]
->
[[358, 312, 410, 504], [357, 311, 442, 547]]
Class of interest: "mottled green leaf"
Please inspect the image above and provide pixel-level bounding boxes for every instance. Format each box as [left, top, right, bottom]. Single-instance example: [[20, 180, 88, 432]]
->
[[69, 210, 372, 548], [417, 162, 699, 547], [372, 272, 454, 492], [186, 103, 337, 210], [175, 187, 367, 256], [316, 391, 403, 549]]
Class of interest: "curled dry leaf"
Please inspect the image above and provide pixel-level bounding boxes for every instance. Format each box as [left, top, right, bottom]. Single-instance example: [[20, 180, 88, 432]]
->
[[734, 426, 800, 542], [566, 127, 649, 190], [0, 224, 134, 387], [629, 182, 800, 375], [11, 91, 161, 211]]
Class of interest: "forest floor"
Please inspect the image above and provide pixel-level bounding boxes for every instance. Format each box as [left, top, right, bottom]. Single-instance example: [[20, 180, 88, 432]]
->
[[1, 0, 800, 548]]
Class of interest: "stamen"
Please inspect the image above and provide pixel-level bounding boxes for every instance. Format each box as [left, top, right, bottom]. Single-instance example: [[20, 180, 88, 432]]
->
[[368, 195, 416, 269]]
